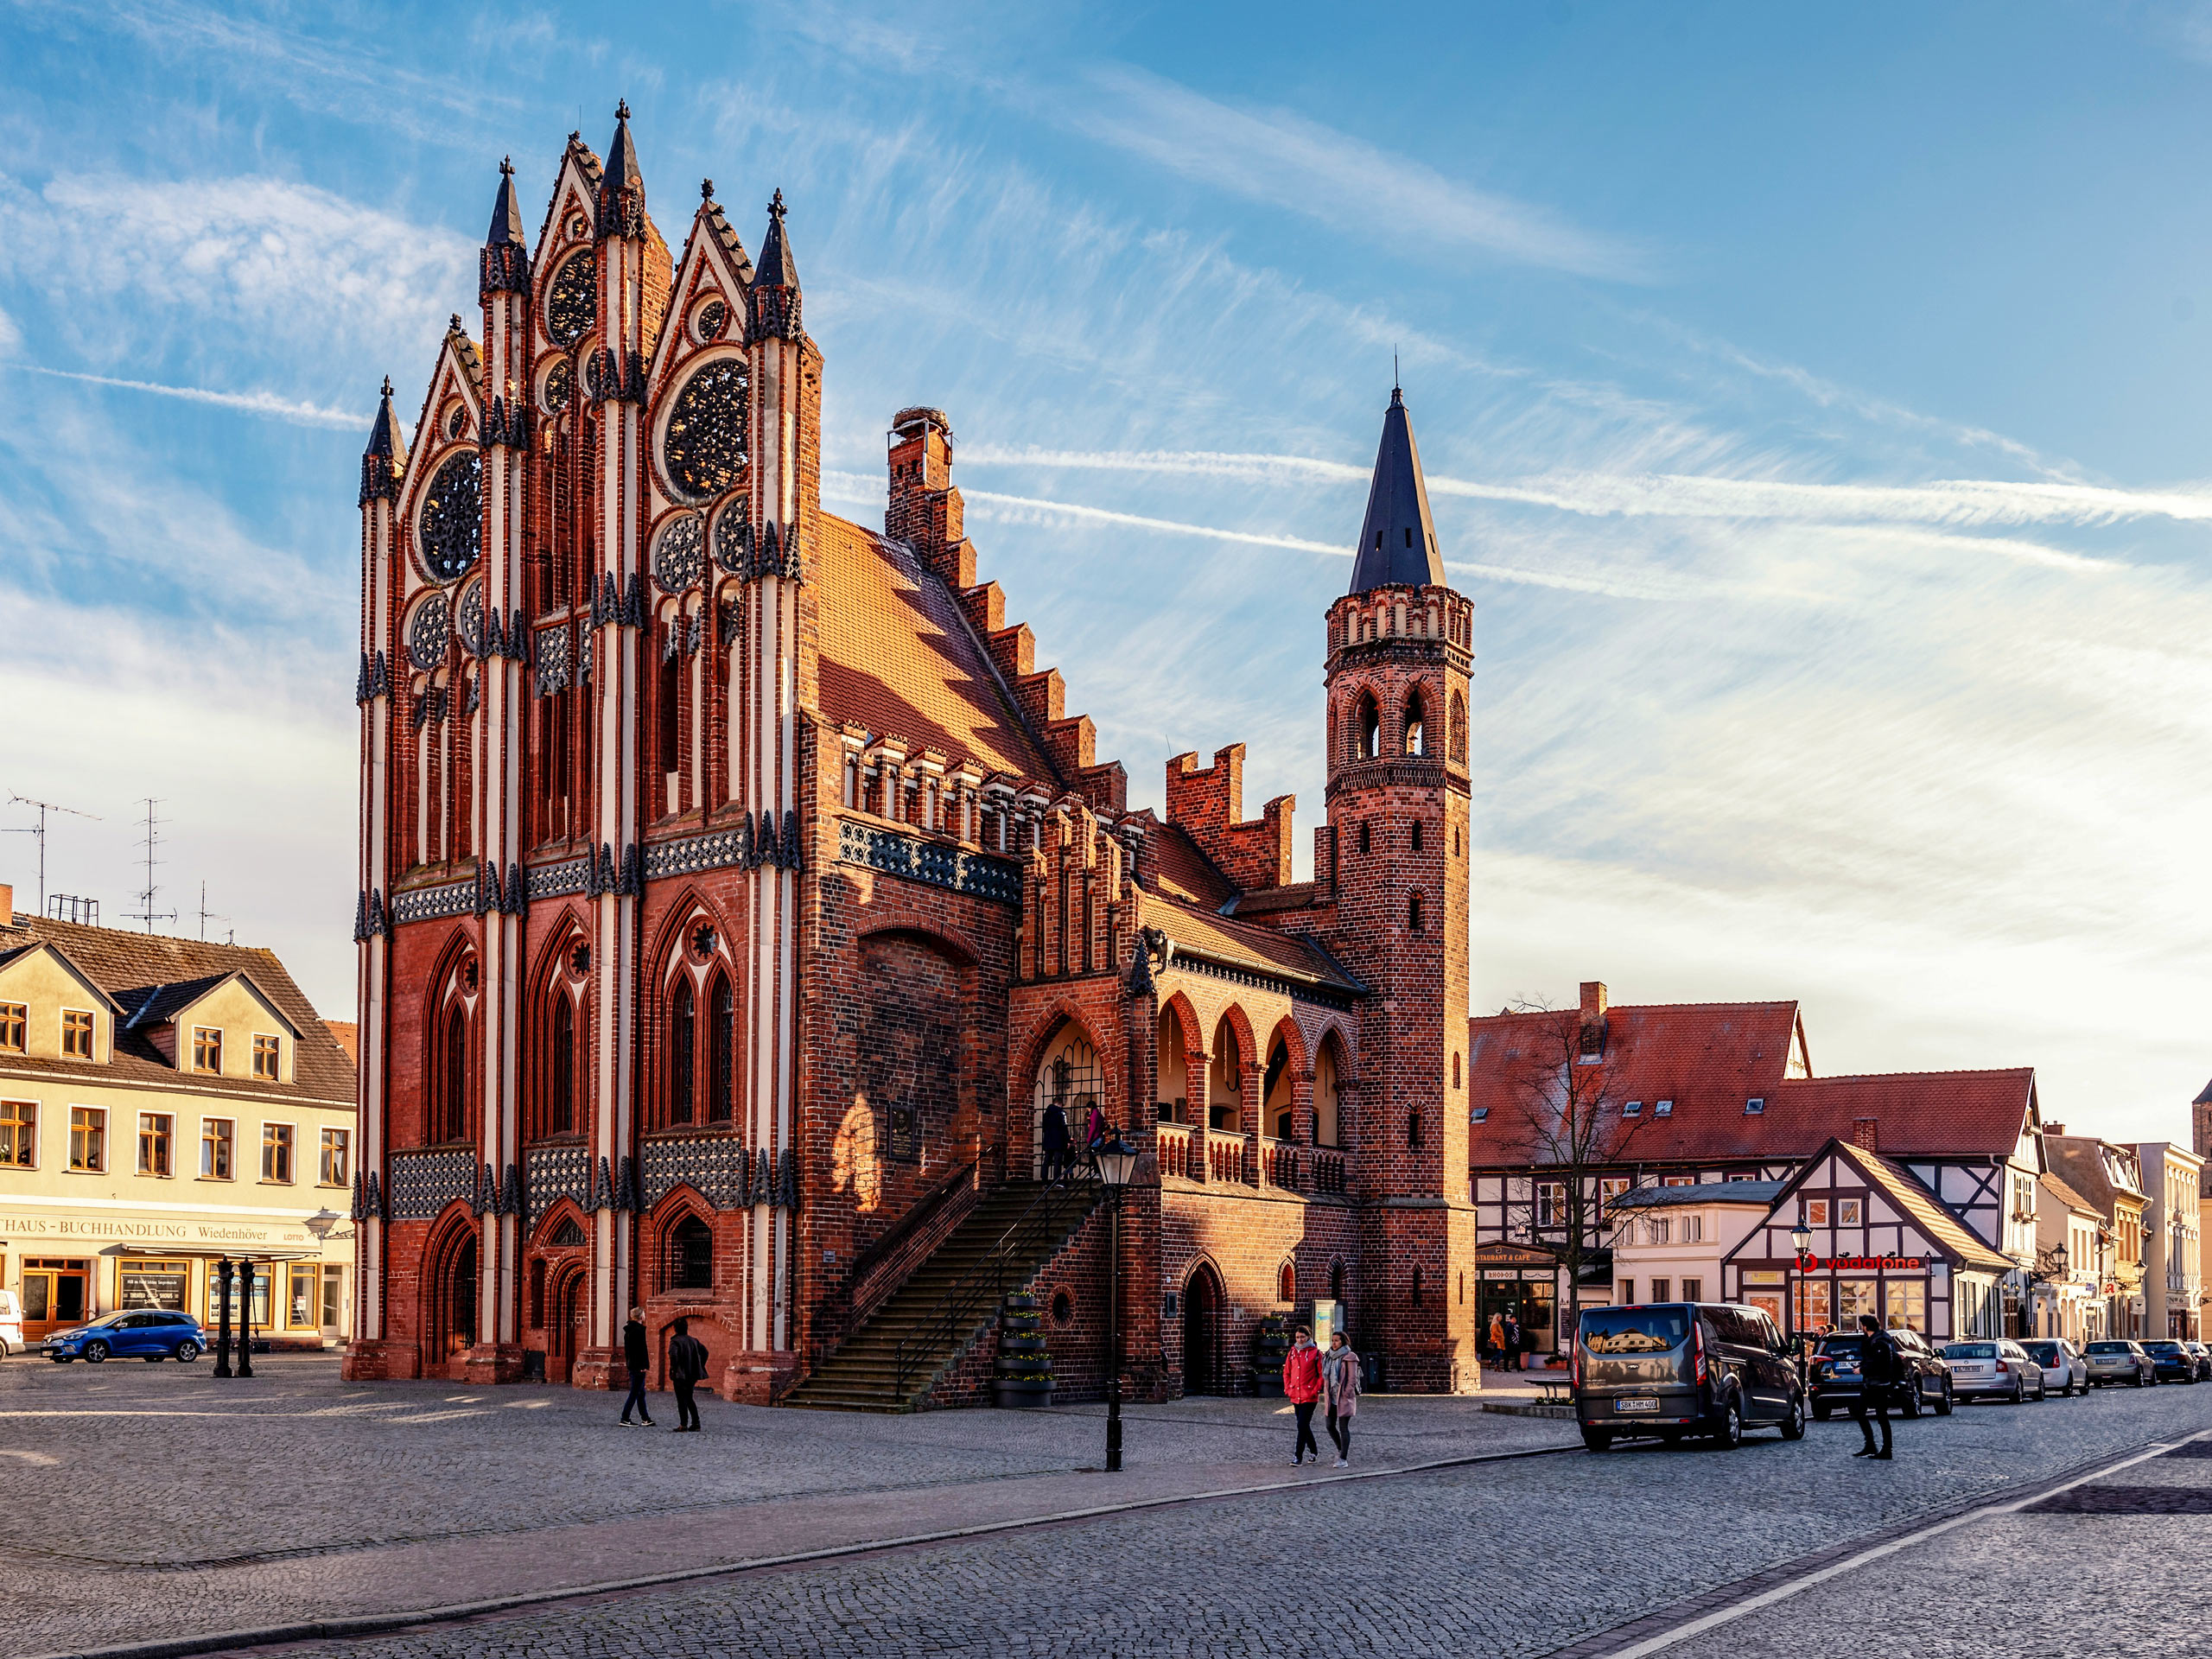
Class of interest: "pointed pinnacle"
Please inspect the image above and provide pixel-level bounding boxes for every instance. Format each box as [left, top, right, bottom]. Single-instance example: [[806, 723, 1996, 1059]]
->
[[615, 98, 630, 121], [768, 188, 785, 221], [702, 177, 715, 202], [380, 375, 393, 398], [500, 155, 514, 177], [449, 312, 462, 332]]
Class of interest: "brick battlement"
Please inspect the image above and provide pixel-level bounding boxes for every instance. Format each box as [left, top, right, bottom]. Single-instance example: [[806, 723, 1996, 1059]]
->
[[1164, 746, 1294, 893]]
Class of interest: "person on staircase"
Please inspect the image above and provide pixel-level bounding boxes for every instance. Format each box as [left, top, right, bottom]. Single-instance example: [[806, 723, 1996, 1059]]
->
[[1042, 1098, 1070, 1184]]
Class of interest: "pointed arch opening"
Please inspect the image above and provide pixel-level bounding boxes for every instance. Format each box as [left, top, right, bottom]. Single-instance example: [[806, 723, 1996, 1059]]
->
[[1207, 1012, 1248, 1134], [709, 970, 734, 1123], [1404, 687, 1427, 757], [1315, 1031, 1347, 1149], [664, 1211, 715, 1292], [1030, 1017, 1103, 1179], [667, 977, 696, 1127], [1355, 691, 1381, 760], [1181, 1261, 1225, 1396]]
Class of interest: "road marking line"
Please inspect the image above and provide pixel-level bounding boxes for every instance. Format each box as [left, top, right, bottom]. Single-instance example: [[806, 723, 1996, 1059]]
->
[[1601, 1430, 2208, 1659]]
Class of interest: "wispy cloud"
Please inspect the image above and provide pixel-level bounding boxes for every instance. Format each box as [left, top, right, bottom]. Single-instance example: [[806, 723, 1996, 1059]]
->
[[1052, 64, 1648, 282], [4, 365, 367, 430]]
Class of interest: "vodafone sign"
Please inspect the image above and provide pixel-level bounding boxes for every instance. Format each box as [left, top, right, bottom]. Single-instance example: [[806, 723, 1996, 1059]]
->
[[1796, 1253, 1924, 1273]]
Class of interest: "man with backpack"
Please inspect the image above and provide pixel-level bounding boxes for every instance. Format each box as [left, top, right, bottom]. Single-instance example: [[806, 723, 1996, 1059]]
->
[[668, 1315, 709, 1433], [1851, 1313, 1897, 1459]]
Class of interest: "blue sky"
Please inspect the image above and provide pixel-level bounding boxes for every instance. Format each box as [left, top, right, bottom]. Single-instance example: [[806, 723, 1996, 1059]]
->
[[2, 2, 2209, 1138]]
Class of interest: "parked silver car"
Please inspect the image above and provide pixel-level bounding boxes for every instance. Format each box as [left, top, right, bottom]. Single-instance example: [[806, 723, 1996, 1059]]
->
[[2021, 1338, 2089, 1396], [2083, 1338, 2156, 1387], [1942, 1338, 2044, 1402]]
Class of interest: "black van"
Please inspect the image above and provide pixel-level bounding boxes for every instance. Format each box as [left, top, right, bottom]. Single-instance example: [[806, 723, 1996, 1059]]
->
[[1572, 1302, 1808, 1452]]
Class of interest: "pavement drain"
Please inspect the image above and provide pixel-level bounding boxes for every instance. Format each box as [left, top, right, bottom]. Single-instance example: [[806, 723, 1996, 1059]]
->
[[2023, 1485, 2212, 1514]]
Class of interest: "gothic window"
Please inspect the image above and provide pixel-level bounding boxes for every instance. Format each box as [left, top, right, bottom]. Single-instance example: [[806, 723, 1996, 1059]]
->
[[1355, 693, 1381, 760], [1410, 820, 1424, 853], [407, 594, 452, 672], [709, 974, 734, 1123], [1330, 1260, 1345, 1302], [1448, 691, 1468, 766], [668, 980, 696, 1126], [549, 1214, 586, 1247], [1404, 690, 1427, 756], [1277, 1260, 1296, 1304], [693, 296, 728, 340], [658, 645, 682, 774], [1207, 1017, 1243, 1134], [1358, 821, 1371, 856], [541, 356, 573, 414], [1031, 1024, 1102, 1178], [433, 1002, 470, 1144], [547, 995, 576, 1136], [653, 514, 706, 594], [1452, 1051, 1462, 1090], [546, 251, 596, 347], [663, 358, 749, 502], [418, 452, 482, 583], [667, 1215, 713, 1290], [1314, 1039, 1343, 1148], [1263, 1039, 1294, 1141]]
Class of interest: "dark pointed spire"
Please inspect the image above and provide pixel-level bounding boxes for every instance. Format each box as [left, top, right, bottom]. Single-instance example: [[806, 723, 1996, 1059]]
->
[[1347, 386, 1444, 593], [606, 99, 641, 190], [486, 156, 526, 245], [359, 376, 406, 506], [596, 100, 645, 238], [751, 189, 802, 338], [365, 377, 400, 459]]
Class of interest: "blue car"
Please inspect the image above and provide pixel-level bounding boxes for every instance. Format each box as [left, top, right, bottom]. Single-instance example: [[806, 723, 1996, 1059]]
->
[[47, 1310, 207, 1363], [2142, 1340, 2199, 1383]]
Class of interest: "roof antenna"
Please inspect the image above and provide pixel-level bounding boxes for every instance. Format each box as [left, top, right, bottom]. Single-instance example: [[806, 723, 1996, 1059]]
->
[[1394, 349, 1400, 392], [5, 793, 99, 917], [124, 798, 175, 935]]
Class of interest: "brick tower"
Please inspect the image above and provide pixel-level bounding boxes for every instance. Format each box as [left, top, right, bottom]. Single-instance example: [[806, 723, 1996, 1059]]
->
[[1319, 387, 1477, 1389]]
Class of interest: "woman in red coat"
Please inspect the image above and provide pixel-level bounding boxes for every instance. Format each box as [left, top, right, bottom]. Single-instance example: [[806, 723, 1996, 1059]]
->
[[1282, 1325, 1325, 1465]]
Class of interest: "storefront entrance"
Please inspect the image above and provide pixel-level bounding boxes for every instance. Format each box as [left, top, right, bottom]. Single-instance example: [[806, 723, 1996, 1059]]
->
[[20, 1259, 90, 1341]]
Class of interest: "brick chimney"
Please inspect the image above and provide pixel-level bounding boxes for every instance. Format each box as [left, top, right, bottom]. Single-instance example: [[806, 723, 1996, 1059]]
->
[[1578, 981, 1608, 1058], [1853, 1116, 1879, 1153], [2044, 1122, 2064, 1137], [885, 406, 975, 588], [0, 882, 12, 927]]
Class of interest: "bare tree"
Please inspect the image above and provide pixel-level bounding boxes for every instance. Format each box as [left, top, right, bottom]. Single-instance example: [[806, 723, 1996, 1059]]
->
[[1503, 1001, 1653, 1346]]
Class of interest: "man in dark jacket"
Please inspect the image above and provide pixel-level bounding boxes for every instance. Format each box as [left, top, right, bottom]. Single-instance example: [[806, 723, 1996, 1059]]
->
[[1041, 1100, 1070, 1184], [668, 1315, 709, 1433], [620, 1306, 655, 1427], [1850, 1313, 1895, 1459]]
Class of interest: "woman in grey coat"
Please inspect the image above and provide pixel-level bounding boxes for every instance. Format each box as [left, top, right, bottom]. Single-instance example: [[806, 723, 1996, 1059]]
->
[[1321, 1330, 1359, 1467]]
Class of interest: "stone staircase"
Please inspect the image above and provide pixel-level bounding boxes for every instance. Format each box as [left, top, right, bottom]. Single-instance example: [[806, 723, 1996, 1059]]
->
[[785, 1179, 1101, 1413]]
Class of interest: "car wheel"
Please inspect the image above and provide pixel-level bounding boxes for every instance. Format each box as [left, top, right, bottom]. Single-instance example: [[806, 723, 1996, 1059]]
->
[[1715, 1395, 1744, 1450], [1780, 1393, 1807, 1441], [2011, 1376, 2023, 1403], [2035, 1378, 2047, 1402], [1936, 1380, 1955, 1416], [2135, 1371, 2147, 1387], [175, 1340, 200, 1363], [1580, 1427, 1612, 1452], [83, 1340, 108, 1364], [1902, 1382, 1923, 1419]]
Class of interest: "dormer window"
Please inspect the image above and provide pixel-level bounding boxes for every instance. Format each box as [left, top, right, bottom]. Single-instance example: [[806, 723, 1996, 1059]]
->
[[1623, 1100, 1643, 1117], [193, 1027, 223, 1073], [1744, 1096, 1764, 1116], [61, 1009, 94, 1059], [252, 1034, 281, 1081], [1470, 1107, 1489, 1123], [1655, 1099, 1674, 1117]]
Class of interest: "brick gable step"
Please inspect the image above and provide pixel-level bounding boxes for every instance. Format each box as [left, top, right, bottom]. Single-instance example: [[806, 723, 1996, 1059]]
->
[[783, 1179, 1101, 1412]]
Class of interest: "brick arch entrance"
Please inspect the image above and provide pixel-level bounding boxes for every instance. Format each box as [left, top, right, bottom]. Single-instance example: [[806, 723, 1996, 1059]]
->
[[546, 1260, 588, 1384], [1182, 1262, 1224, 1396], [426, 1223, 477, 1379]]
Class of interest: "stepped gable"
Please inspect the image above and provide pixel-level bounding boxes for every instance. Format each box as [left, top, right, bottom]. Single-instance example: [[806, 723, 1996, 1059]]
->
[[816, 511, 1056, 785], [0, 912, 355, 1104], [853, 408, 1129, 812]]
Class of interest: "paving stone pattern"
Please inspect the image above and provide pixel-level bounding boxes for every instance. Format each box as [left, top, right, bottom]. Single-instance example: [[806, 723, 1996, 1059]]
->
[[4, 1354, 2209, 1658]]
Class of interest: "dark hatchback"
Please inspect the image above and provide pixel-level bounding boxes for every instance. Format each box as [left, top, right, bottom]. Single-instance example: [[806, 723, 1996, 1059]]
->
[[1573, 1302, 1808, 1452], [1809, 1328, 1955, 1418], [2142, 1340, 2201, 1383]]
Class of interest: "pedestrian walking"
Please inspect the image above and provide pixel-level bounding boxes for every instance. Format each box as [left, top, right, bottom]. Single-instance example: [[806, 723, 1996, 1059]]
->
[[1503, 1313, 1522, 1372], [619, 1306, 655, 1427], [1850, 1313, 1896, 1459], [1282, 1324, 1324, 1465], [668, 1315, 709, 1433], [1487, 1312, 1506, 1371], [1322, 1329, 1359, 1466], [1042, 1098, 1070, 1183]]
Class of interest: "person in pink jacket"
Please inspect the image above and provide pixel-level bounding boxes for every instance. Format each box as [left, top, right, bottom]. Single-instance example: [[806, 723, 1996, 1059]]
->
[[1322, 1330, 1360, 1466], [1282, 1325, 1325, 1465]]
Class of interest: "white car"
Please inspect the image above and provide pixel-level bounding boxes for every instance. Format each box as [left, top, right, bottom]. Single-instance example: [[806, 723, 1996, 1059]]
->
[[0, 1287, 22, 1357], [1942, 1338, 2046, 1402], [2021, 1338, 2089, 1396]]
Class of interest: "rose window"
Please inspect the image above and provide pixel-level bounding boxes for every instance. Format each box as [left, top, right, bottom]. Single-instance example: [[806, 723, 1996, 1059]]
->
[[662, 358, 748, 502], [417, 451, 482, 582]]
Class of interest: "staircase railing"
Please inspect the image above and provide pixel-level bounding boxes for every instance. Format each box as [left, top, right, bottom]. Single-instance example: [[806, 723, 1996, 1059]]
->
[[812, 1149, 991, 1365], [893, 1178, 1099, 1400]]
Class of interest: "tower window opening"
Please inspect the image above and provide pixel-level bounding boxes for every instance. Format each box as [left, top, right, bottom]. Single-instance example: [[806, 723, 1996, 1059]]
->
[[1404, 527, 1413, 548], [1356, 694, 1380, 760], [1408, 890, 1424, 931], [1359, 821, 1371, 856], [1410, 821, 1423, 853]]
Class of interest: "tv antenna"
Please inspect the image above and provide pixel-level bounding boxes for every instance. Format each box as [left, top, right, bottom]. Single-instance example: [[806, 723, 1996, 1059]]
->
[[123, 798, 176, 934], [4, 793, 99, 914], [196, 880, 232, 944]]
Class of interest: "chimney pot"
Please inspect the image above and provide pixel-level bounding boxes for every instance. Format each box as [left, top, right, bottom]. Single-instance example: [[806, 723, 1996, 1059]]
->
[[1577, 981, 1608, 1058], [1853, 1116, 1879, 1153]]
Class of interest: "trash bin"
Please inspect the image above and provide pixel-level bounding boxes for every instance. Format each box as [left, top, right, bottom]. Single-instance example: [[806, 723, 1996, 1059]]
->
[[1360, 1351, 1382, 1395]]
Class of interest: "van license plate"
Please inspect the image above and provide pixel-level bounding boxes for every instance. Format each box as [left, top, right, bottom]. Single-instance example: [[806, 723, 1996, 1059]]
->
[[1617, 1397, 1659, 1413]]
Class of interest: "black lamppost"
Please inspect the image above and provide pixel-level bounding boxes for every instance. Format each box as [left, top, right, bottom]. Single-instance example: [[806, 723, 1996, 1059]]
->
[[236, 1257, 255, 1377], [1789, 1215, 1816, 1386], [1094, 1130, 1141, 1473], [213, 1257, 235, 1378]]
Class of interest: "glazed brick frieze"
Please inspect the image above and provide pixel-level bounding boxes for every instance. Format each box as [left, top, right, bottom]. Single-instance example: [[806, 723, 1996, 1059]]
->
[[837, 817, 1020, 906], [524, 857, 590, 901], [386, 1147, 477, 1219], [391, 878, 476, 926], [526, 1143, 591, 1217], [640, 1134, 753, 1210]]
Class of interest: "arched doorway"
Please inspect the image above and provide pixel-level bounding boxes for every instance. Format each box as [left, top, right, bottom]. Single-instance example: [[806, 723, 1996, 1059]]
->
[[547, 1262, 587, 1384], [429, 1227, 478, 1378], [1030, 1020, 1102, 1179], [1182, 1264, 1223, 1396]]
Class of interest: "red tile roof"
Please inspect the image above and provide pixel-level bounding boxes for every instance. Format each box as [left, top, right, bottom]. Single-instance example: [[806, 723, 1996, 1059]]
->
[[1153, 897, 1361, 995], [1774, 1071, 2036, 1161], [1147, 823, 1237, 910], [815, 512, 1057, 785]]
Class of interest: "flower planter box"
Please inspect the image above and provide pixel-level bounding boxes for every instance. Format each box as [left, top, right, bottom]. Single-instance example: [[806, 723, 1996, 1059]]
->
[[993, 1378, 1055, 1408]]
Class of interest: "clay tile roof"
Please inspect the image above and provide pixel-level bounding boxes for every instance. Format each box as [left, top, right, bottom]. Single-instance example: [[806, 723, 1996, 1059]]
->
[[1467, 1000, 1802, 1164], [0, 915, 354, 1107], [2039, 1171, 2100, 1216], [1770, 1070, 2036, 1160], [815, 512, 1057, 785], [326, 1020, 359, 1064], [1147, 823, 1237, 910], [1154, 898, 1362, 995]]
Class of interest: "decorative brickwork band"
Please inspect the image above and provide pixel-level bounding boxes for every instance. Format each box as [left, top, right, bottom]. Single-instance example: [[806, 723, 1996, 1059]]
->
[[391, 880, 474, 928], [639, 1135, 753, 1210], [525, 1144, 589, 1218], [386, 1149, 475, 1219], [524, 857, 588, 901], [836, 817, 1020, 906]]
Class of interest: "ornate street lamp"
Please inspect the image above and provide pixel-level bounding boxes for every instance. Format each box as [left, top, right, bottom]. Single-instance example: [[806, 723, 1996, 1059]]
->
[[305, 1208, 340, 1242], [1094, 1130, 1141, 1473], [1791, 1216, 1814, 1262]]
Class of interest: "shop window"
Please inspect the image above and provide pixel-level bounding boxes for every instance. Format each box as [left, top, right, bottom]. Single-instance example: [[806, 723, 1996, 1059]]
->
[[62, 1008, 95, 1058], [192, 1026, 222, 1072], [321, 1267, 344, 1329], [0, 1099, 35, 1167], [319, 1128, 351, 1187], [201, 1117, 234, 1179], [1794, 1277, 1831, 1333], [668, 1215, 713, 1290], [252, 1034, 281, 1080], [1837, 1279, 1879, 1325], [1885, 1281, 1926, 1332], [261, 1122, 295, 1184], [0, 1002, 24, 1052], [288, 1264, 321, 1329], [118, 1259, 188, 1310], [137, 1113, 173, 1177], [69, 1106, 105, 1172]]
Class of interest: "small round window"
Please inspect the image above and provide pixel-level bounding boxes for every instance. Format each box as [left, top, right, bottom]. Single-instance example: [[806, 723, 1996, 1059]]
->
[[1050, 1290, 1074, 1327]]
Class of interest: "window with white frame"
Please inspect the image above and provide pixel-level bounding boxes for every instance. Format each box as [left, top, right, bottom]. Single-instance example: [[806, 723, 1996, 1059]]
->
[[1535, 1182, 1566, 1227]]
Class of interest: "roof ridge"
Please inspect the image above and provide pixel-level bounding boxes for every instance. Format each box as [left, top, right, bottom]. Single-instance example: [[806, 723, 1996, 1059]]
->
[[1781, 1066, 2034, 1083]]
